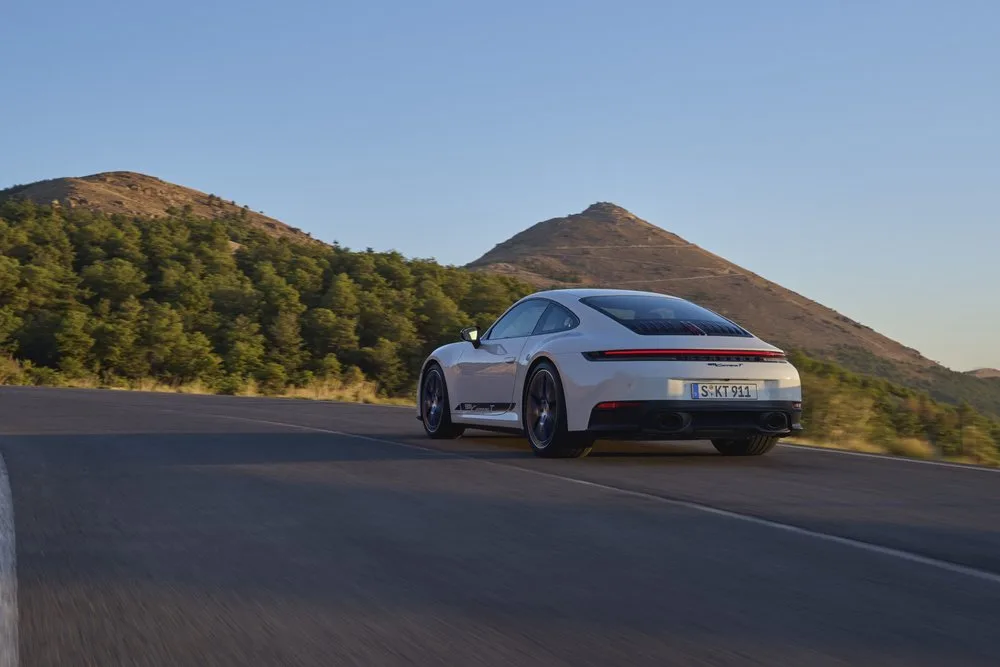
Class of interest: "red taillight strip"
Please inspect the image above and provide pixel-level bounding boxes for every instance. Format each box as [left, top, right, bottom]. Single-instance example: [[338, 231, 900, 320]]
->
[[595, 401, 642, 410], [584, 349, 786, 361], [601, 349, 784, 357]]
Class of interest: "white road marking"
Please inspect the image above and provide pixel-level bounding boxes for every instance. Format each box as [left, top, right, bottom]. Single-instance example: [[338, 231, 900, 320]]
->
[[191, 410, 1000, 587], [777, 442, 1000, 472], [0, 453, 17, 667]]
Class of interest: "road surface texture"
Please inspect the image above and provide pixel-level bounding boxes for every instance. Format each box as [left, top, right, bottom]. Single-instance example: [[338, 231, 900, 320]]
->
[[1, 386, 998, 666]]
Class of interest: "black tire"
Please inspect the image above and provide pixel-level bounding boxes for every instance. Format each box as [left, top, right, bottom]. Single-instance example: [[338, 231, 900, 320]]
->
[[522, 360, 593, 459], [711, 435, 779, 456], [420, 364, 465, 439]]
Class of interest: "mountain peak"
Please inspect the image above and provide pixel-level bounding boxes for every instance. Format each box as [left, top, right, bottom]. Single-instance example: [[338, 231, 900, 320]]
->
[[467, 202, 942, 379], [84, 170, 160, 180], [581, 201, 631, 215], [575, 201, 647, 225]]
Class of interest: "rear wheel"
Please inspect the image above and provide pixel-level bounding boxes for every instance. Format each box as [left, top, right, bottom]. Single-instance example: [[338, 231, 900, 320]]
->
[[523, 361, 593, 458], [711, 435, 779, 456], [420, 364, 465, 439]]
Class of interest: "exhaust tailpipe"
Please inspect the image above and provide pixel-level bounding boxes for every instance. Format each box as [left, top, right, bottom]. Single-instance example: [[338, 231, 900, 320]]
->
[[760, 411, 789, 431], [657, 412, 688, 432]]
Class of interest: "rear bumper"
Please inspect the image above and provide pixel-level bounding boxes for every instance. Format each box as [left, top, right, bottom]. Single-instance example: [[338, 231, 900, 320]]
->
[[585, 400, 803, 440]]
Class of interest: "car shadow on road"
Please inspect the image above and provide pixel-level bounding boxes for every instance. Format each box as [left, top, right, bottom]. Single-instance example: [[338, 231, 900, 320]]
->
[[453, 433, 729, 461]]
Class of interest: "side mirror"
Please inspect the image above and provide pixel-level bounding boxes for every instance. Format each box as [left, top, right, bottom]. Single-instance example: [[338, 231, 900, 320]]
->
[[460, 326, 481, 348]]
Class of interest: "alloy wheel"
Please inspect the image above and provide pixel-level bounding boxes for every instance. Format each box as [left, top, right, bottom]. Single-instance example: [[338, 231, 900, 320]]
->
[[526, 369, 558, 448]]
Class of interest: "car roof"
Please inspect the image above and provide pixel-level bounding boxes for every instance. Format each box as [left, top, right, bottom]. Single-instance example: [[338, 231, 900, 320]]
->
[[525, 288, 682, 304]]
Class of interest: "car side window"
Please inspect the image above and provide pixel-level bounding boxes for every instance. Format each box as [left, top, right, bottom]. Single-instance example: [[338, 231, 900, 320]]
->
[[485, 300, 549, 340], [533, 303, 579, 335]]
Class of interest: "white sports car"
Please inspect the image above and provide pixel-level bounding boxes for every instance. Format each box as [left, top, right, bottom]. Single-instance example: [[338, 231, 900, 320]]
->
[[416, 288, 803, 458]]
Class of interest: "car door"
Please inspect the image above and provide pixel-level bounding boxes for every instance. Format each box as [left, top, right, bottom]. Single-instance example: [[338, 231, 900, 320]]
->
[[454, 299, 550, 414]]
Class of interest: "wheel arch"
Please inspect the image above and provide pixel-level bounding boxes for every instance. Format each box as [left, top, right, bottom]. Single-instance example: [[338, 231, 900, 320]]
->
[[518, 353, 563, 423], [418, 355, 441, 383], [415, 343, 466, 415], [415, 354, 449, 421]]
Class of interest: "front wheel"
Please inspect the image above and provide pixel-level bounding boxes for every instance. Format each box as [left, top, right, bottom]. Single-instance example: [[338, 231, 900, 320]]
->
[[522, 361, 593, 458], [711, 435, 779, 456], [420, 364, 465, 439]]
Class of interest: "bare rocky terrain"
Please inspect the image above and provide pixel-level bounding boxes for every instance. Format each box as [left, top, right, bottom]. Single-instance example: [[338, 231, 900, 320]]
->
[[1, 171, 316, 244]]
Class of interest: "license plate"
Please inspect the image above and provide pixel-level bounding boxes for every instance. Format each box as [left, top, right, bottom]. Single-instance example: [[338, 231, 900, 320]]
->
[[690, 383, 758, 400]]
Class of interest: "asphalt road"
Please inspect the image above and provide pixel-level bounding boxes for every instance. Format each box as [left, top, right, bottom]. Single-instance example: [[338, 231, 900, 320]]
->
[[1, 387, 999, 666]]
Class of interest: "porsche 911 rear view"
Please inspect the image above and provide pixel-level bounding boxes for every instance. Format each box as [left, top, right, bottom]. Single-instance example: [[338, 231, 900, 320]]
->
[[417, 288, 802, 459]]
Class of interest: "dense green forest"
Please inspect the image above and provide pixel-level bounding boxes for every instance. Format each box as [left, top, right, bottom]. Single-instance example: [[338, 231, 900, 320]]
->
[[0, 198, 531, 397], [0, 198, 997, 463]]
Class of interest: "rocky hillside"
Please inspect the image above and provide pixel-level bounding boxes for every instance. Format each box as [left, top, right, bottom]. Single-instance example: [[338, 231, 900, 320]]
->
[[0, 171, 317, 244], [468, 202, 930, 366], [3, 174, 996, 416], [968, 368, 1000, 379], [468, 202, 1000, 415]]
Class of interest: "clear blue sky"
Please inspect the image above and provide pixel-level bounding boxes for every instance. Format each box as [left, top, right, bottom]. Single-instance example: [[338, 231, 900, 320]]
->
[[1, 0, 997, 371]]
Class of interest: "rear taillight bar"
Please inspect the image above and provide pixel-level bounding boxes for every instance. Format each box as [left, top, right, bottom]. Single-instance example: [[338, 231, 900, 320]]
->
[[583, 349, 786, 362], [594, 401, 642, 410]]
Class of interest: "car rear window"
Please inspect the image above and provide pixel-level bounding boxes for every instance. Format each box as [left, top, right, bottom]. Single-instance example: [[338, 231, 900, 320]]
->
[[579, 294, 751, 337]]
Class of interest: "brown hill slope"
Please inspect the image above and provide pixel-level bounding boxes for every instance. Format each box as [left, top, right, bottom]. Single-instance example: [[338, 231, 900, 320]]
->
[[468, 202, 1000, 413], [968, 368, 1000, 379], [468, 202, 929, 366], [0, 171, 317, 244]]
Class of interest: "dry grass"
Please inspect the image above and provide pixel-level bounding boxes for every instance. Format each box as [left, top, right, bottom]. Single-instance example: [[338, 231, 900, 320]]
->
[[128, 377, 414, 406], [784, 436, 885, 454], [884, 437, 937, 460], [0, 358, 414, 408], [0, 356, 24, 385], [281, 380, 412, 406], [784, 436, 998, 467]]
